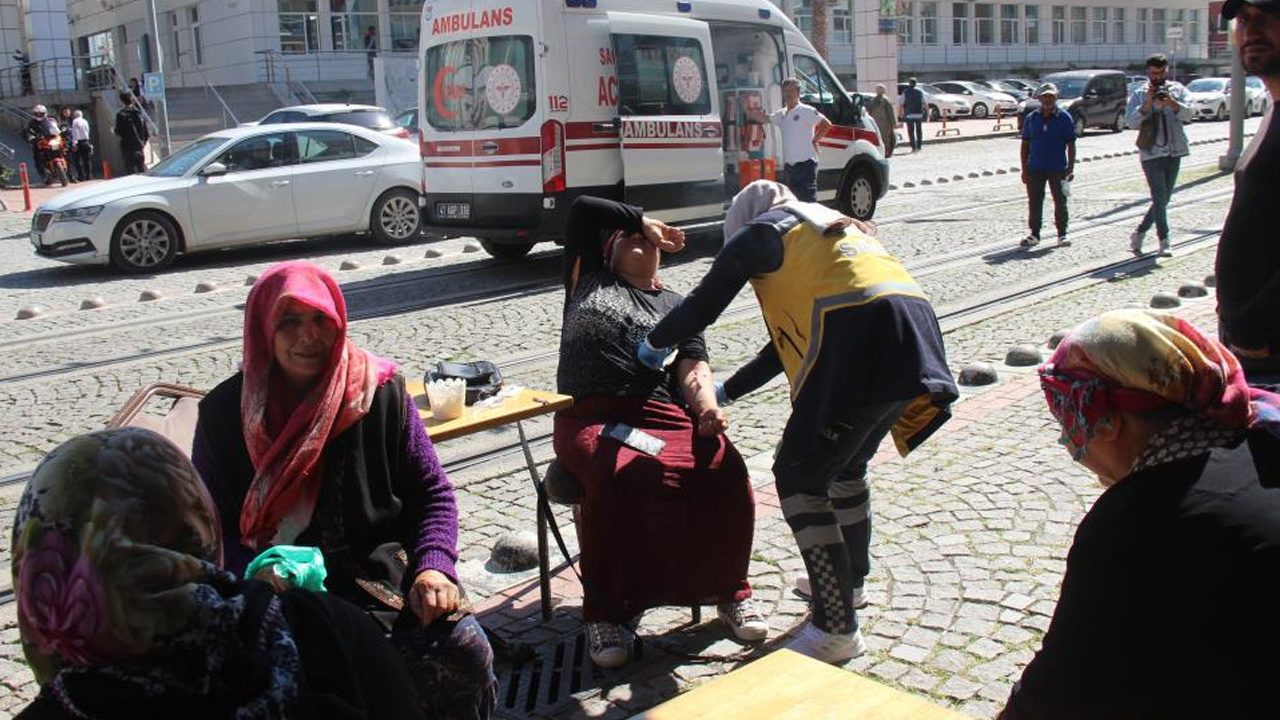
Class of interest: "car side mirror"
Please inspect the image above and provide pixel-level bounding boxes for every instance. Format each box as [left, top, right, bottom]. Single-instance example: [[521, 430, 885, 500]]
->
[[200, 162, 228, 177]]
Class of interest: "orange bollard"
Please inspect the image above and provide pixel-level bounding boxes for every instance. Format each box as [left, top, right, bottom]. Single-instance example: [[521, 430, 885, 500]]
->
[[18, 163, 31, 212], [102, 160, 112, 180]]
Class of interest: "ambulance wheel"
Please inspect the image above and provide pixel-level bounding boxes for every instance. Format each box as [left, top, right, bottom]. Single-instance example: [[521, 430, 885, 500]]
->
[[370, 188, 422, 245], [838, 166, 878, 221], [479, 238, 534, 259]]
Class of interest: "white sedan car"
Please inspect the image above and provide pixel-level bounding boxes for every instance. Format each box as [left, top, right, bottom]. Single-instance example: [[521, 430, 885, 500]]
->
[[31, 123, 424, 273]]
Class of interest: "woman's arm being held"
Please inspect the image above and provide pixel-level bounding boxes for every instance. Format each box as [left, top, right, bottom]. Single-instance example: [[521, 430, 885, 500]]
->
[[677, 358, 728, 437]]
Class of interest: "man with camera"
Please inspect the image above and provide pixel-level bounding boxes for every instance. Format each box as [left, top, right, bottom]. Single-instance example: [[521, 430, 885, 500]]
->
[[1125, 54, 1192, 257]]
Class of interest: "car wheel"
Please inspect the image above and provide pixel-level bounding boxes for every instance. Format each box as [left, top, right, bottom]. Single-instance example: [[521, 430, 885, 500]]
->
[[370, 188, 422, 245], [838, 165, 877, 221], [478, 238, 535, 259], [972, 102, 989, 119], [1112, 110, 1124, 133], [110, 211, 178, 274], [928, 105, 940, 121], [1215, 104, 1226, 121], [1073, 115, 1085, 138]]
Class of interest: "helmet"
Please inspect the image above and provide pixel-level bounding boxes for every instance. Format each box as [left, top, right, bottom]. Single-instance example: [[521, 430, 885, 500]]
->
[[32, 104, 46, 116]]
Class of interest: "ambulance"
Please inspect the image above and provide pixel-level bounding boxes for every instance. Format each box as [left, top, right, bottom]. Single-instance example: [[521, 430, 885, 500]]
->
[[418, 0, 889, 258]]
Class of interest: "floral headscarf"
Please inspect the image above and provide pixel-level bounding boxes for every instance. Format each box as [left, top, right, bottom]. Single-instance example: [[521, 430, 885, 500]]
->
[[11, 428, 300, 716], [1039, 310, 1280, 458], [239, 261, 397, 550]]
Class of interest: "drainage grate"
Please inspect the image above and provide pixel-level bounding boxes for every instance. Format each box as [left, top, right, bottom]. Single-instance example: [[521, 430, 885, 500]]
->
[[495, 630, 648, 718]]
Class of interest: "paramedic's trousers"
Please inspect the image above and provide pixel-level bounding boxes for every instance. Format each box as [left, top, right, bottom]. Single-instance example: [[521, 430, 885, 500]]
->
[[772, 399, 909, 635]]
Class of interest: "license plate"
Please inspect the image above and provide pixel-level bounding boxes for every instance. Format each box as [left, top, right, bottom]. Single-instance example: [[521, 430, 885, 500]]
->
[[436, 202, 471, 220]]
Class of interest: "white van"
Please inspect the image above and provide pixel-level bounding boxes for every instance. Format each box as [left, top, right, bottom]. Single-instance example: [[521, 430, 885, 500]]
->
[[418, 0, 889, 258]]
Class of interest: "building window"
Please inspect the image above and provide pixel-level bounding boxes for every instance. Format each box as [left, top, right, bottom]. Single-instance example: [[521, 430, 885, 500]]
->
[[898, 1, 915, 44], [1171, 8, 1186, 45], [999, 4, 1019, 44], [279, 0, 319, 54], [1070, 6, 1086, 43], [189, 6, 204, 65], [975, 4, 995, 44], [1025, 5, 1040, 44], [920, 2, 939, 44], [1137, 8, 1148, 43], [389, 0, 422, 51], [1091, 7, 1107, 43], [833, 8, 854, 44], [1112, 7, 1125, 44], [953, 2, 970, 44], [1153, 8, 1166, 44], [1052, 5, 1066, 44], [330, 0, 378, 52], [1189, 9, 1200, 44]]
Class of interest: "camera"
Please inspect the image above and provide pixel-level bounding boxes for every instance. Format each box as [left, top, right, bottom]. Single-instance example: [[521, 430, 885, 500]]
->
[[1155, 88, 1169, 101]]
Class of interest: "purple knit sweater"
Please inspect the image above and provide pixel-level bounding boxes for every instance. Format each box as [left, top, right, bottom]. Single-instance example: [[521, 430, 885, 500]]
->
[[192, 391, 459, 584]]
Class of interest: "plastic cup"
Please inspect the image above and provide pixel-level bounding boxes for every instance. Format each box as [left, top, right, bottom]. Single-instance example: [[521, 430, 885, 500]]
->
[[426, 378, 466, 420]]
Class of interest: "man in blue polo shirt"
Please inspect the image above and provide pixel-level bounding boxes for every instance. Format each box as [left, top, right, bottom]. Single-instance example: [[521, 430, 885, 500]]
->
[[1020, 83, 1076, 248]]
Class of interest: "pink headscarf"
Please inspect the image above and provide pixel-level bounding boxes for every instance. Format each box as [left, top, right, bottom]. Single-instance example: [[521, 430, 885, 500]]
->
[[239, 261, 397, 549]]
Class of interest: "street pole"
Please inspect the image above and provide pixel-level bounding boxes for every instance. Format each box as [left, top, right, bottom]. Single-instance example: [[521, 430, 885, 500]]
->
[[1221, 20, 1245, 171], [146, 0, 172, 158]]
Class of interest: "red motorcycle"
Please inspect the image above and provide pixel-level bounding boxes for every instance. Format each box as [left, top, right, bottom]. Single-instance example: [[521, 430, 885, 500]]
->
[[36, 134, 70, 187]]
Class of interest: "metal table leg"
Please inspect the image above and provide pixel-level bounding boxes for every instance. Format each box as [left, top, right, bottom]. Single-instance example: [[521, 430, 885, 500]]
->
[[517, 420, 553, 621]]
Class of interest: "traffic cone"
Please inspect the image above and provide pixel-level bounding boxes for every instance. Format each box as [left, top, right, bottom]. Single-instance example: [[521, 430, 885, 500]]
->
[[102, 160, 112, 180], [19, 163, 31, 211]]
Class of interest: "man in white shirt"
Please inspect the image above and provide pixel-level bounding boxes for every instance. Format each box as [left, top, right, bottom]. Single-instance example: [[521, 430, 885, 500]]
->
[[747, 78, 832, 201], [69, 109, 93, 182]]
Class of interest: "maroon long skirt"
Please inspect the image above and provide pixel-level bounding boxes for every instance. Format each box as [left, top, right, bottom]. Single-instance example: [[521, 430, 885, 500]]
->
[[553, 396, 755, 623]]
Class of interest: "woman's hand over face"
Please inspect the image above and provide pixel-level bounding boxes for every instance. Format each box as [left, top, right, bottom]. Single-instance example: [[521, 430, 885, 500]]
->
[[640, 217, 686, 253], [410, 569, 461, 626]]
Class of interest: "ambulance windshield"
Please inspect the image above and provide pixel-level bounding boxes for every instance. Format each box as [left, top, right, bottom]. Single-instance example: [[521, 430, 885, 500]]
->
[[424, 36, 536, 131]]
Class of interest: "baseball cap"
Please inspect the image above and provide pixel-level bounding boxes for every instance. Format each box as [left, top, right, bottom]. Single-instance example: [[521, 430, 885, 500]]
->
[[1035, 83, 1060, 98], [1223, 0, 1279, 20]]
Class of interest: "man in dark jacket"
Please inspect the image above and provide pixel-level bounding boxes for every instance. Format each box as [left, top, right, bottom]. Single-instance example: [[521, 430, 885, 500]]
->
[[114, 91, 149, 175], [1216, 0, 1280, 381]]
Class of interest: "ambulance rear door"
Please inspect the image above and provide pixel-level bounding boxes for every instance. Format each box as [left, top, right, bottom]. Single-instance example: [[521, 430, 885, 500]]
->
[[609, 12, 723, 220]]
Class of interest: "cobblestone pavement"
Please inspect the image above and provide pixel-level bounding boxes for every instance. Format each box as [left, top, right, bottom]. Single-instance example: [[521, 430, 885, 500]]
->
[[0, 114, 1246, 717]]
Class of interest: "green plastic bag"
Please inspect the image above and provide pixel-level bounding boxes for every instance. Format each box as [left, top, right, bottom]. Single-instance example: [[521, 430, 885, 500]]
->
[[244, 545, 328, 592]]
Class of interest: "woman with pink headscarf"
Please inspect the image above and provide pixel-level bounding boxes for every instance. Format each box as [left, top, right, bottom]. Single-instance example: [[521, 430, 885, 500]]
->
[[1000, 309, 1280, 719], [192, 261, 494, 719]]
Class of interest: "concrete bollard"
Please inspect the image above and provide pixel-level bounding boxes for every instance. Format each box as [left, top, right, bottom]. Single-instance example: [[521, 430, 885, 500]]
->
[[1005, 345, 1043, 367], [15, 305, 44, 320], [424, 248, 444, 258], [382, 254, 403, 265], [79, 297, 107, 310], [1177, 282, 1208, 298], [1150, 292, 1182, 309], [958, 362, 999, 386], [138, 289, 163, 302], [194, 282, 219, 294], [339, 260, 362, 271]]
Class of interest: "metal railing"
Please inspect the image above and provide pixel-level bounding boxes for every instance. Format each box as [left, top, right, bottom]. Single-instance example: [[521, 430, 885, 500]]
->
[[0, 55, 118, 100], [197, 69, 239, 127]]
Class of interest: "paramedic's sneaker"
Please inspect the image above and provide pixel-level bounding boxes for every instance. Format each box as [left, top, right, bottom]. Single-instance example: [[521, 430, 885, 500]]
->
[[1130, 230, 1146, 255], [586, 622, 627, 668], [1020, 234, 1040, 248], [1158, 237, 1172, 257], [717, 598, 769, 642], [1057, 234, 1071, 247], [782, 622, 867, 664], [793, 577, 867, 608]]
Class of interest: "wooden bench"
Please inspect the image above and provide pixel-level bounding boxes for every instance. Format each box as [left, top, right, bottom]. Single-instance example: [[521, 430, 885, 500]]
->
[[628, 649, 972, 720]]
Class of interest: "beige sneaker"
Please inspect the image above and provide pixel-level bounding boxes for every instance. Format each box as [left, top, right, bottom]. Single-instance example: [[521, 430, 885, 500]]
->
[[717, 597, 769, 642], [782, 621, 867, 664], [586, 622, 627, 668]]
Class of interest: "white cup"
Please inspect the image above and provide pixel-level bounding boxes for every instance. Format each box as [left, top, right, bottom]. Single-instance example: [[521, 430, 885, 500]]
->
[[426, 378, 466, 420]]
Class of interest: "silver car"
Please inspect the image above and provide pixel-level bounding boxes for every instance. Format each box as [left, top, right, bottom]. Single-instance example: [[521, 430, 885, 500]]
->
[[932, 81, 1020, 119]]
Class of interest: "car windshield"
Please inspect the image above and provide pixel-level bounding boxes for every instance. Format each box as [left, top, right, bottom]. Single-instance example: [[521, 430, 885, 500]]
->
[[919, 84, 943, 95], [1043, 77, 1088, 98], [1187, 79, 1226, 92], [146, 137, 224, 177], [322, 110, 396, 130]]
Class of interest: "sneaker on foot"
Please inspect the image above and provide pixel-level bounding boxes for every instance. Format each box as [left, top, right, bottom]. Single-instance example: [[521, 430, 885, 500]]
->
[[586, 622, 627, 668], [717, 597, 769, 642], [1057, 234, 1071, 246], [1130, 230, 1146, 255], [793, 577, 868, 608], [782, 622, 867, 664], [1020, 234, 1040, 248], [1158, 237, 1172, 257]]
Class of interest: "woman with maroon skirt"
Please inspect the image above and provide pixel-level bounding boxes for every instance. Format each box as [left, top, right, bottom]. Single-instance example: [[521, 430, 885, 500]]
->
[[554, 196, 765, 668]]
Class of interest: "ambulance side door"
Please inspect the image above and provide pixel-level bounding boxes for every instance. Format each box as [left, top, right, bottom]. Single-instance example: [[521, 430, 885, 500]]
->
[[609, 12, 723, 220]]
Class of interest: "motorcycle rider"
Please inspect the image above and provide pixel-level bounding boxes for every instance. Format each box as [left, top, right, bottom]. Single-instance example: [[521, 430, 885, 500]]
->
[[22, 105, 62, 185]]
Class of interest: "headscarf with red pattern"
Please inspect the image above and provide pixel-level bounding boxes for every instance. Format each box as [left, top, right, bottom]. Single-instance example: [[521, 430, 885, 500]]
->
[[1039, 310, 1280, 459], [239, 261, 397, 550]]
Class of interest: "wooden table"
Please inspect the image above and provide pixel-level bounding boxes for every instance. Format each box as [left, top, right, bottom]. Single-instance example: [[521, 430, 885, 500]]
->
[[628, 649, 972, 720], [407, 381, 573, 619]]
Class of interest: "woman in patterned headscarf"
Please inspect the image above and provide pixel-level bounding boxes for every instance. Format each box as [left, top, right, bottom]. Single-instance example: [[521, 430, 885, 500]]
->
[[11, 427, 425, 719], [1001, 310, 1280, 719], [192, 261, 494, 719]]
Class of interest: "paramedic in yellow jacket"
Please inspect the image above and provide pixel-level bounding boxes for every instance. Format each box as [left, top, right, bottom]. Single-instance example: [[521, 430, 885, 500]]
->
[[638, 180, 957, 665]]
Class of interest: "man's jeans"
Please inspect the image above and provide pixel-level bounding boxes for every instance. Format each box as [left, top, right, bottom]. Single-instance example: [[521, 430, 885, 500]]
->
[[772, 399, 910, 635], [783, 159, 818, 202], [1138, 156, 1181, 239], [1026, 170, 1068, 239], [904, 115, 923, 150]]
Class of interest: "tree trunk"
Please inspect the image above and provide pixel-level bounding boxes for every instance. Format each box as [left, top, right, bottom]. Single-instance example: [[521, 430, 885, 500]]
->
[[812, 0, 830, 60]]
